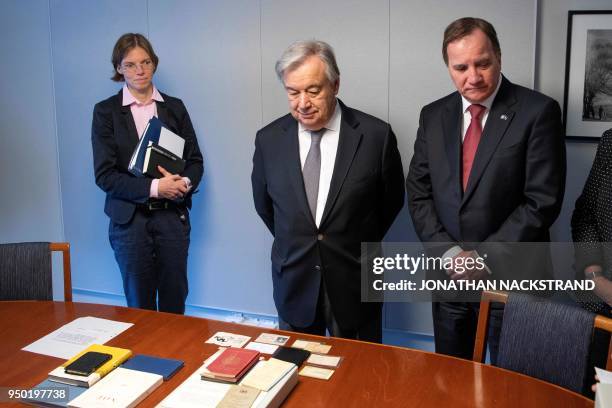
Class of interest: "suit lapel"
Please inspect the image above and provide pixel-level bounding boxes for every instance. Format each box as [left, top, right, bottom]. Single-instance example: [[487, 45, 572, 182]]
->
[[281, 117, 315, 226], [118, 90, 140, 148], [462, 77, 516, 205], [443, 94, 463, 201], [156, 98, 170, 128], [319, 102, 362, 228]]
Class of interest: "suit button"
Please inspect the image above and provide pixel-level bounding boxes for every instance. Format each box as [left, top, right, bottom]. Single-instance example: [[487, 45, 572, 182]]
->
[[317, 233, 324, 241], [315, 265, 321, 271]]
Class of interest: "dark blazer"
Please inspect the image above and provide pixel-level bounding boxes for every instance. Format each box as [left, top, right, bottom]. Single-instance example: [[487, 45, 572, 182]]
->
[[251, 100, 405, 329], [92, 89, 204, 224], [572, 129, 612, 280], [406, 77, 566, 280]]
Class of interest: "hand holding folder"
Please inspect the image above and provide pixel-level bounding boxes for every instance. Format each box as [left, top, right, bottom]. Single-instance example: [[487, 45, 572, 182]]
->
[[158, 166, 189, 200]]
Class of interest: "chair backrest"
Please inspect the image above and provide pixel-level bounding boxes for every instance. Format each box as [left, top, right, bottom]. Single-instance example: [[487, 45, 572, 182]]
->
[[474, 290, 612, 394], [0, 242, 72, 301]]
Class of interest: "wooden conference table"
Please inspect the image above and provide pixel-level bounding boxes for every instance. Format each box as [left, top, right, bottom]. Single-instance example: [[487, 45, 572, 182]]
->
[[0, 301, 593, 407]]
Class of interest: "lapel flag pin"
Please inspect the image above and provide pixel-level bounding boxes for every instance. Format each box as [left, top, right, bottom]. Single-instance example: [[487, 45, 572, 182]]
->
[[500, 114, 508, 120]]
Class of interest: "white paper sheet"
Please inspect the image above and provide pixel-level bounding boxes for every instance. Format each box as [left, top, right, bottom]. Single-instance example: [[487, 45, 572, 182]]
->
[[22, 316, 133, 359], [245, 342, 279, 355], [254, 333, 290, 346], [159, 127, 185, 158]]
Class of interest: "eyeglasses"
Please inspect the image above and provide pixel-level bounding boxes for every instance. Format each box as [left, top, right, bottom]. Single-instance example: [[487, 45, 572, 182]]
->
[[121, 59, 154, 73]]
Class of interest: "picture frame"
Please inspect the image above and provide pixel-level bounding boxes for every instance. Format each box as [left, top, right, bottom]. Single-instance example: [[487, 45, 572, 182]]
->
[[563, 10, 612, 141]]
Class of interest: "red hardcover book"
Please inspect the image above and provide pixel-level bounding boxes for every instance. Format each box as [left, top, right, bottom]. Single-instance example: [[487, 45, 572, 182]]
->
[[205, 347, 260, 381]]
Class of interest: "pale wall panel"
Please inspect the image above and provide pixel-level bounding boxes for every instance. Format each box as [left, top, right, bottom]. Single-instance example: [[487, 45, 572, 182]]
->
[[147, 0, 270, 313], [0, 0, 63, 244]]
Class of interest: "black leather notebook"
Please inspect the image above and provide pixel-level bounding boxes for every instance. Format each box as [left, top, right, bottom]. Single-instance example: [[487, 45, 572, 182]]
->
[[271, 346, 310, 366]]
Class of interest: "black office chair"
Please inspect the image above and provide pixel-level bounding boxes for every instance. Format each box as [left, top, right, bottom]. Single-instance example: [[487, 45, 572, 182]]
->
[[0, 242, 72, 301], [473, 290, 612, 394]]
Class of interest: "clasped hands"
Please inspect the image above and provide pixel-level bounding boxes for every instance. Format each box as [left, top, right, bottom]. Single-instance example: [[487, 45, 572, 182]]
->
[[157, 165, 189, 200], [446, 250, 489, 281]]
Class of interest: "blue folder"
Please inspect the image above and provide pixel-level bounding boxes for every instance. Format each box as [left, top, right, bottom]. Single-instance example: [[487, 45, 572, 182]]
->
[[128, 116, 163, 177], [120, 354, 184, 380]]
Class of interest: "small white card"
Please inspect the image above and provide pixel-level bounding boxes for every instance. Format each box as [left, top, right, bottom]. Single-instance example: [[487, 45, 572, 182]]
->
[[255, 333, 290, 346], [306, 354, 341, 368], [291, 340, 310, 349], [245, 341, 279, 355], [299, 366, 334, 380], [205, 332, 250, 348], [292, 340, 331, 354]]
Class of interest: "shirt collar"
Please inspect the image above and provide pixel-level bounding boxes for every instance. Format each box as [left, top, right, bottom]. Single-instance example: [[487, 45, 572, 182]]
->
[[298, 99, 341, 133], [122, 84, 164, 106], [461, 73, 502, 113]]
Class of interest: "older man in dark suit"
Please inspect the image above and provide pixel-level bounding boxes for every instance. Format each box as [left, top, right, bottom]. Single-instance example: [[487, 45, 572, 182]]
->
[[252, 40, 404, 342], [406, 18, 566, 361]]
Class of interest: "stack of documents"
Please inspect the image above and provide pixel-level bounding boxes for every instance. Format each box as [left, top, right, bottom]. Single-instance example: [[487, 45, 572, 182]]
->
[[48, 344, 132, 388], [158, 351, 298, 408], [128, 117, 185, 178]]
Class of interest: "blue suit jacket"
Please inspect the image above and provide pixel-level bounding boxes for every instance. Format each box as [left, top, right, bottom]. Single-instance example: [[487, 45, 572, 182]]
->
[[92, 90, 204, 224]]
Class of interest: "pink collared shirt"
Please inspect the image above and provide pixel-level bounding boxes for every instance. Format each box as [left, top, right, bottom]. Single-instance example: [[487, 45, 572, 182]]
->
[[122, 85, 191, 198], [122, 84, 164, 138]]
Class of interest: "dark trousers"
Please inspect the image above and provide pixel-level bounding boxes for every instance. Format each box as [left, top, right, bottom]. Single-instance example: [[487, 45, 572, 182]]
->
[[432, 301, 504, 364], [109, 207, 190, 314], [279, 279, 382, 343]]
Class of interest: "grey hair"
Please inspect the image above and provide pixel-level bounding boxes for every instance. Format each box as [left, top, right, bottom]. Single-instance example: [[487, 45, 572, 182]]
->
[[275, 40, 340, 84]]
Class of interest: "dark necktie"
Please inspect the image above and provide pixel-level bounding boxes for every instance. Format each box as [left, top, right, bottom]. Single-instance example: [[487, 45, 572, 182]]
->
[[303, 129, 325, 220], [462, 104, 486, 191]]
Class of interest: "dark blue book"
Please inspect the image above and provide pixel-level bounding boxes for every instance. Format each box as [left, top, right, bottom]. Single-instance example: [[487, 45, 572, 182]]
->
[[21, 378, 86, 407], [120, 354, 184, 381]]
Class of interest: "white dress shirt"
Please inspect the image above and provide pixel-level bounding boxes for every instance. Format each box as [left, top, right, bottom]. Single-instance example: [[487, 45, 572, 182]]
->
[[298, 100, 341, 227], [460, 74, 502, 141]]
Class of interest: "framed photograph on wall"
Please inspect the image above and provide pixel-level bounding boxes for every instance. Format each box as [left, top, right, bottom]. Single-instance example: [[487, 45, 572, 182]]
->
[[563, 10, 612, 140]]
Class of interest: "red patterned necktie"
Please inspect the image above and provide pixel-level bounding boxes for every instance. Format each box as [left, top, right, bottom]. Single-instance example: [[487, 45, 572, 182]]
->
[[462, 104, 486, 191]]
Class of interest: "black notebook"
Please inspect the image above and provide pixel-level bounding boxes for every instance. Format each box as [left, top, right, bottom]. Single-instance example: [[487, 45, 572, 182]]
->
[[143, 144, 186, 178], [272, 346, 310, 366]]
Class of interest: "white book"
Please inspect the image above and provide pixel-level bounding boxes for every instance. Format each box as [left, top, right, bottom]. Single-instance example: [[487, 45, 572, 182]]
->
[[68, 367, 162, 408], [251, 365, 298, 408], [48, 366, 101, 388]]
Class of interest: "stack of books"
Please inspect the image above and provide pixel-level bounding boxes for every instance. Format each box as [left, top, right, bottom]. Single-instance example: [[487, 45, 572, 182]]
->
[[24, 345, 183, 408], [200, 347, 260, 383], [128, 117, 186, 178], [158, 349, 298, 408]]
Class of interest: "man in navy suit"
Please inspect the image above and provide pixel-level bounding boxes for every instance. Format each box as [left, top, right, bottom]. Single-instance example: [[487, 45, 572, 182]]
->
[[252, 40, 404, 342], [406, 18, 565, 361]]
